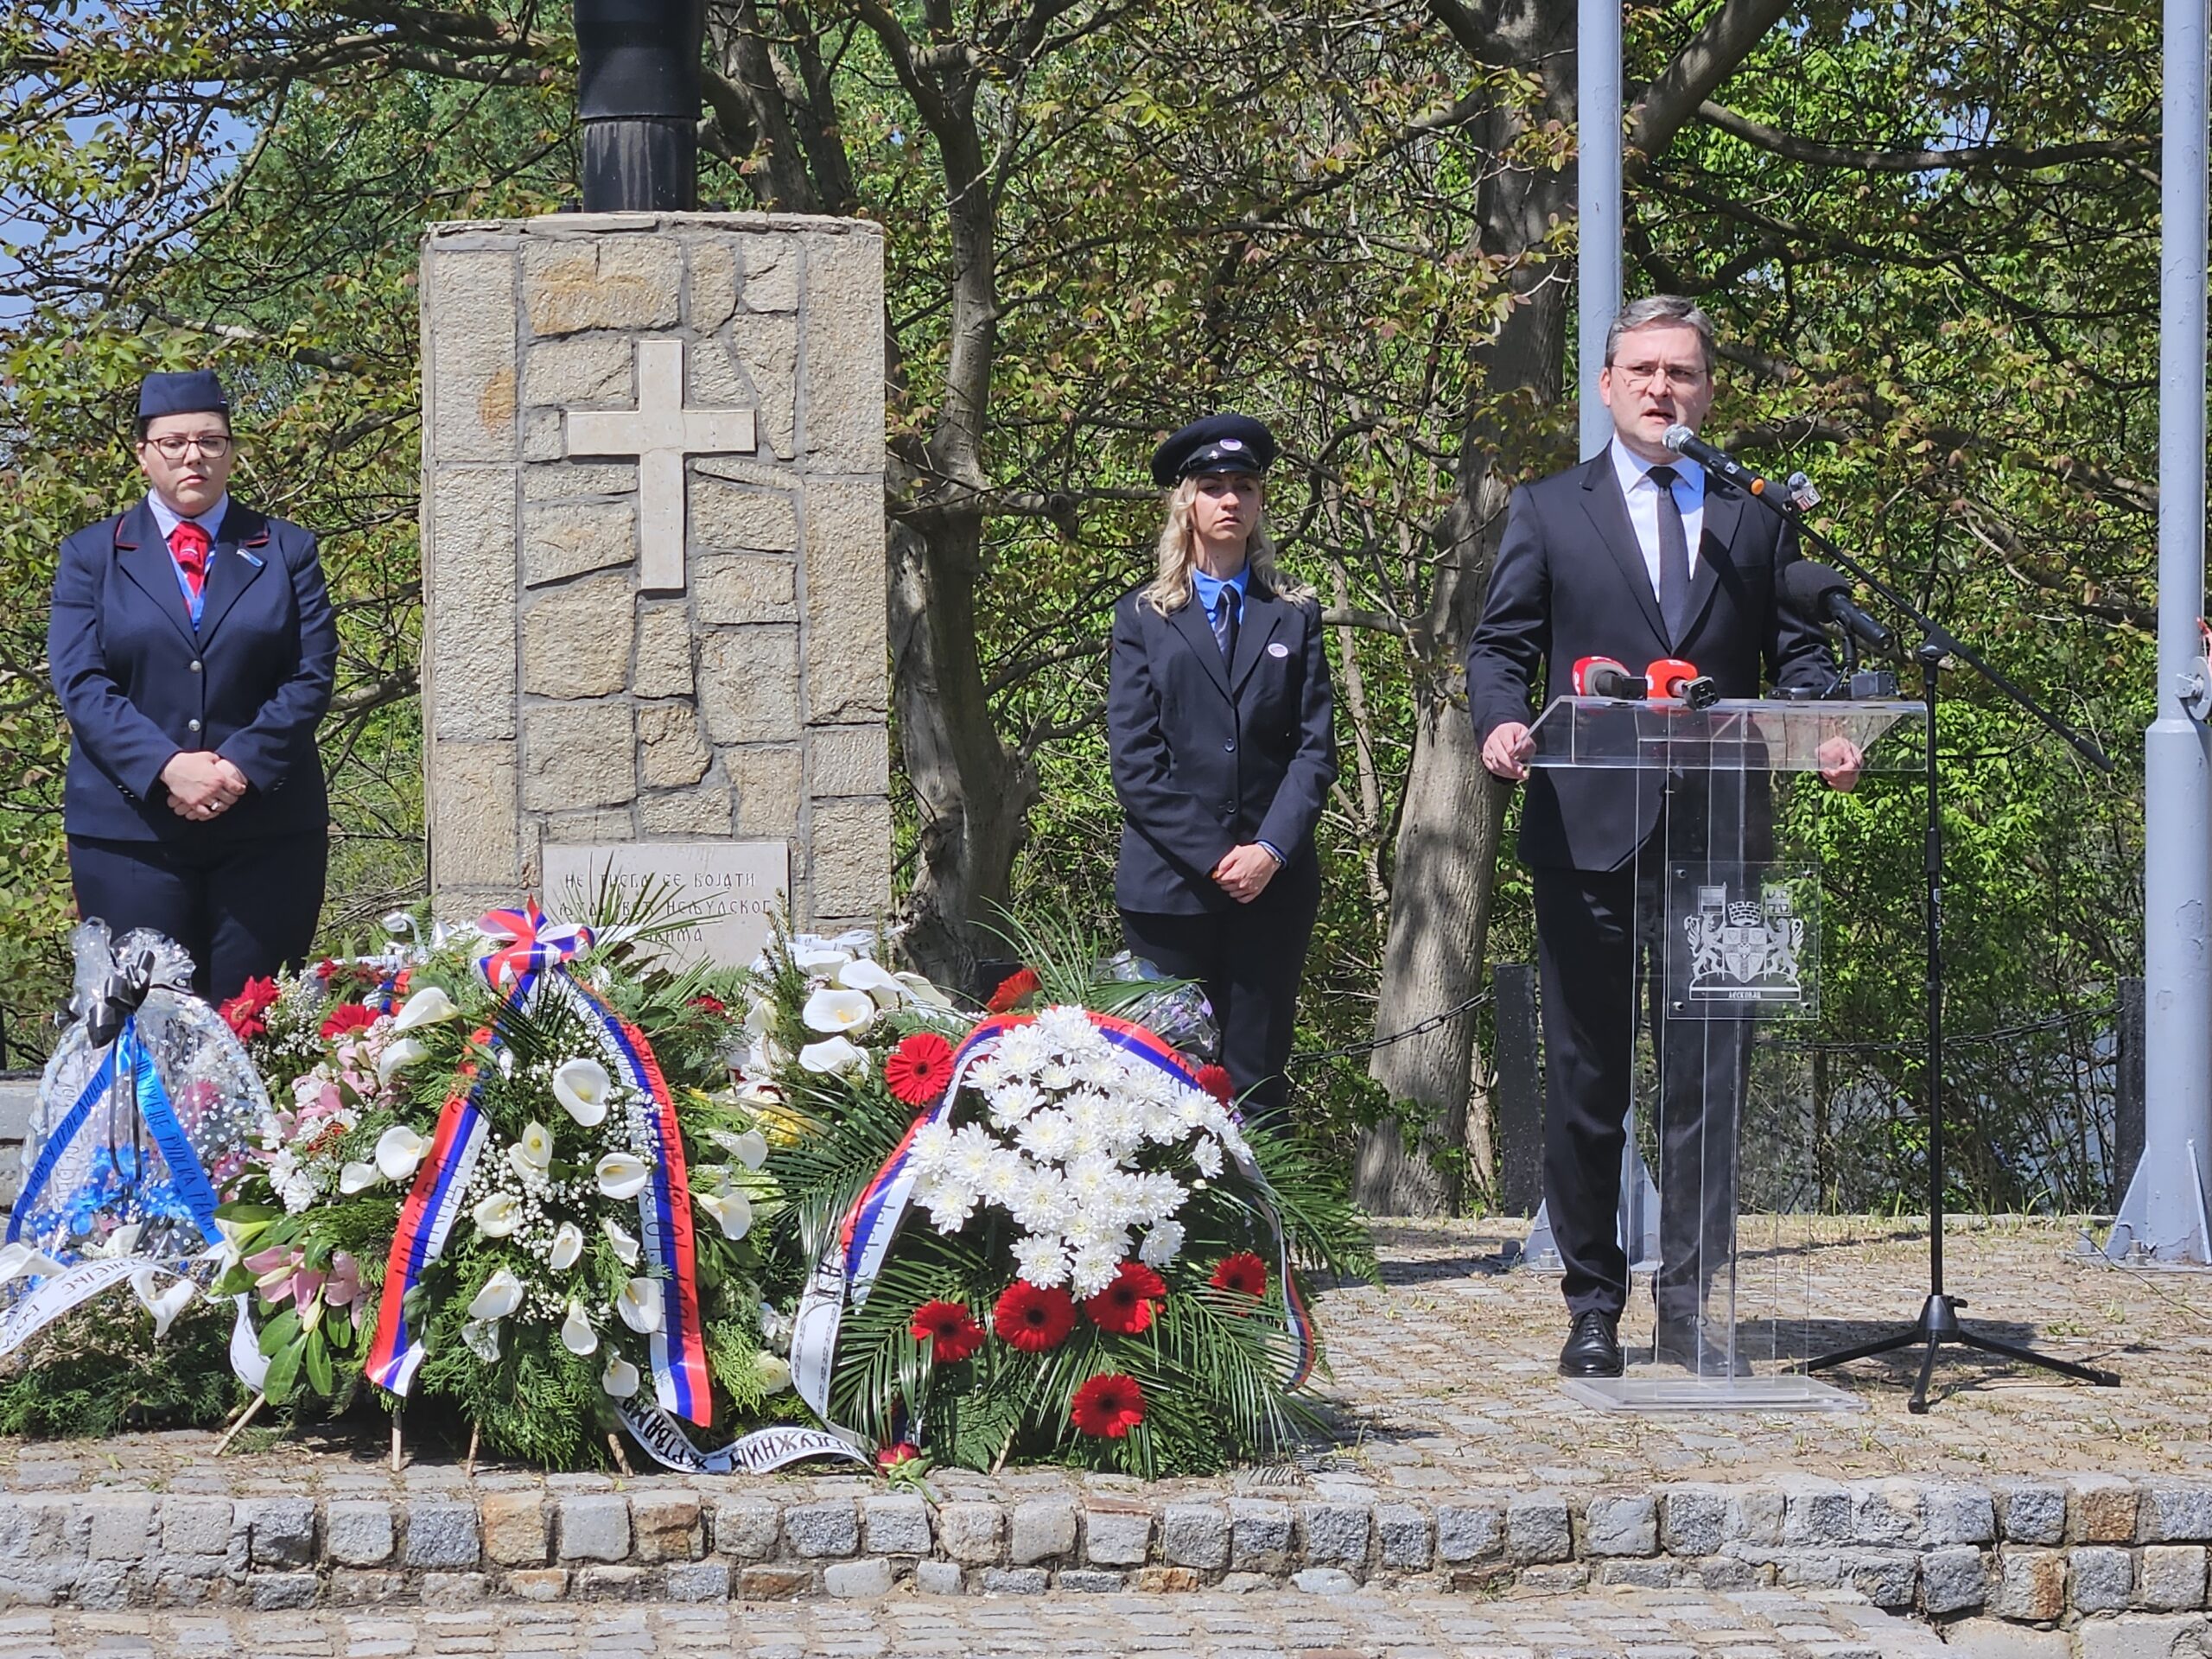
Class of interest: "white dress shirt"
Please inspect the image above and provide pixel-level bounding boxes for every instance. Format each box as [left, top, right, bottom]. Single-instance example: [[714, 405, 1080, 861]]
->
[[1608, 439, 1704, 598]]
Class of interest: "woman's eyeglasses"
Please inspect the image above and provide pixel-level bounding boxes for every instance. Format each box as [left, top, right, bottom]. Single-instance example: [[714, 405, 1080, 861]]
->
[[143, 435, 232, 459]]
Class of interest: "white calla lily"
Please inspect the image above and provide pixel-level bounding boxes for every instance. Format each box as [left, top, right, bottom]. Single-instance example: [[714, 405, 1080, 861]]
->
[[836, 957, 906, 1007], [561, 1299, 598, 1356], [130, 1268, 196, 1339], [791, 944, 854, 975], [391, 984, 461, 1032], [375, 1124, 429, 1181], [893, 971, 956, 1010], [375, 1036, 429, 1084], [802, 987, 876, 1036], [743, 997, 778, 1039], [600, 1354, 641, 1399], [728, 1128, 769, 1171], [0, 1243, 66, 1285], [552, 1057, 612, 1128], [755, 1351, 793, 1395], [549, 1221, 584, 1271], [507, 1120, 555, 1178], [473, 1192, 522, 1238], [798, 1036, 868, 1077], [595, 1152, 650, 1200], [340, 1160, 381, 1194], [618, 1276, 664, 1333], [696, 1187, 753, 1241], [91, 1222, 143, 1260], [461, 1319, 502, 1362], [467, 1268, 524, 1321], [603, 1217, 641, 1267]]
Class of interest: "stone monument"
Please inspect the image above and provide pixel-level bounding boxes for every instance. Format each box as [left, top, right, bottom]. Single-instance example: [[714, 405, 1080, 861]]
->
[[416, 211, 891, 957]]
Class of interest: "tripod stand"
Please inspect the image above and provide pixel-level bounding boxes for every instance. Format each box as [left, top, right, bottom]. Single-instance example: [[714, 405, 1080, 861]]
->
[[1726, 478, 2123, 1412]]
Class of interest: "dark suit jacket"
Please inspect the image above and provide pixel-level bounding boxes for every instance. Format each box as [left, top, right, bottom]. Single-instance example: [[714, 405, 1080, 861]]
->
[[1465, 452, 1837, 873], [49, 499, 336, 842], [1108, 578, 1337, 915]]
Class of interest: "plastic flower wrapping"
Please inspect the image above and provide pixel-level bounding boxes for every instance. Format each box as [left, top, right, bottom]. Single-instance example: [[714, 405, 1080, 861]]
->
[[753, 923, 1369, 1478], [212, 902, 798, 1466], [14, 922, 268, 1266]]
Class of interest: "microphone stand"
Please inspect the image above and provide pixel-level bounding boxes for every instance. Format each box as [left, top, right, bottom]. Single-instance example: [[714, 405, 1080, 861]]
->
[[1732, 478, 2120, 1413]]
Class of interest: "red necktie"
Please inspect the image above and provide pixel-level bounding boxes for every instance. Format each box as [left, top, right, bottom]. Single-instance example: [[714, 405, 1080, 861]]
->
[[169, 520, 210, 610]]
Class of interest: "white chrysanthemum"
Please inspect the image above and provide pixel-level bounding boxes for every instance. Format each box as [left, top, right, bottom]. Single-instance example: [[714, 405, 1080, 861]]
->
[[976, 1148, 1026, 1207], [1016, 1109, 1077, 1164], [966, 1055, 1008, 1092], [1013, 1232, 1071, 1288], [988, 1081, 1045, 1126], [1064, 1154, 1118, 1208], [1135, 1171, 1187, 1221], [1068, 1239, 1121, 1299], [1192, 1135, 1224, 1179], [1035, 1004, 1095, 1051], [917, 1175, 978, 1231], [1038, 1061, 1076, 1091], [1074, 1052, 1125, 1090], [948, 1125, 1000, 1190], [995, 1027, 1051, 1074], [1139, 1217, 1185, 1268], [1008, 1166, 1071, 1234], [909, 1118, 957, 1178]]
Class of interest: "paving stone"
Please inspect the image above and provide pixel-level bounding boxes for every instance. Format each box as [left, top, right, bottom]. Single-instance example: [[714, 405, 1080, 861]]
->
[[325, 1500, 396, 1567], [1376, 1503, 1433, 1569], [1229, 1499, 1294, 1571], [662, 1560, 729, 1602], [2073, 1543, 2136, 1612], [242, 1497, 315, 1568], [1918, 1543, 1986, 1613], [915, 1560, 962, 1595], [1993, 1546, 2068, 1622], [2140, 1484, 2212, 1544], [480, 1492, 549, 1566], [405, 1500, 480, 1569], [1661, 1486, 1727, 1558], [1161, 1503, 1230, 1570], [156, 1497, 231, 1560], [1298, 1502, 1370, 1567], [1292, 1567, 1360, 1594], [936, 1501, 1004, 1566], [1586, 1495, 1658, 1557], [629, 1493, 701, 1564], [1993, 1479, 2069, 1546], [2137, 1543, 2209, 1610], [980, 1567, 1049, 1594], [1437, 1501, 1506, 1563], [2071, 1474, 2141, 1543], [861, 1495, 930, 1557], [1508, 1492, 1573, 1565], [710, 1499, 780, 1560], [823, 1556, 893, 1598], [84, 1495, 155, 1563], [1083, 1505, 1153, 1567], [557, 1494, 632, 1563], [1053, 1568, 1122, 1592]]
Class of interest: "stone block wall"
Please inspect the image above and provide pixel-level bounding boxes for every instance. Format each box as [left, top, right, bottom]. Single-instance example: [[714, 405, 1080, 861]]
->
[[418, 212, 890, 931]]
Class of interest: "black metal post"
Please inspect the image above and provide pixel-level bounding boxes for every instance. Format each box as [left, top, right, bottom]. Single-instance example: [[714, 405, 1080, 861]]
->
[[575, 0, 703, 212]]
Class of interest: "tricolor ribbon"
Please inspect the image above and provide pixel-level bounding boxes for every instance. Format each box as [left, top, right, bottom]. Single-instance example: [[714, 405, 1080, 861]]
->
[[790, 1008, 1320, 1427], [364, 1048, 490, 1395], [475, 900, 593, 991]]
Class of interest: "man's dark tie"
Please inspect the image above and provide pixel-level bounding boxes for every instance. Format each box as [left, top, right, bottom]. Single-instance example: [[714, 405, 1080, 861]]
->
[[1211, 584, 1240, 664], [1649, 464, 1692, 645]]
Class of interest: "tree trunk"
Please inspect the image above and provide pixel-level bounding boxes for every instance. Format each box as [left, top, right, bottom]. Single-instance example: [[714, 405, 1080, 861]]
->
[[1356, 0, 1577, 1215]]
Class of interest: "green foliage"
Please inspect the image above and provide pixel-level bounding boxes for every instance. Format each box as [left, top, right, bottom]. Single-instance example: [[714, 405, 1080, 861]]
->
[[0, 1300, 241, 1437]]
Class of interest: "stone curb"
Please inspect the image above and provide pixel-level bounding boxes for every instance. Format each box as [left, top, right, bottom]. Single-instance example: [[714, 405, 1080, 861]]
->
[[9, 1471, 2212, 1622]]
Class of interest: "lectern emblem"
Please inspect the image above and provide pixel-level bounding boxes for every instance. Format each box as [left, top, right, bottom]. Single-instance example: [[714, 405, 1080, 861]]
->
[[1683, 882, 1806, 1004]]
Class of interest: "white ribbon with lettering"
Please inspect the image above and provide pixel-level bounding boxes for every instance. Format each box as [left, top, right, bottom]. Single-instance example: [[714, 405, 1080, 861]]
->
[[614, 1398, 866, 1476]]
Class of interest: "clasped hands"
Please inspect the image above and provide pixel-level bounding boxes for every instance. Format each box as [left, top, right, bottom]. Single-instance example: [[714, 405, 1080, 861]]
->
[[1211, 843, 1280, 905], [162, 750, 250, 821], [1481, 722, 1864, 792]]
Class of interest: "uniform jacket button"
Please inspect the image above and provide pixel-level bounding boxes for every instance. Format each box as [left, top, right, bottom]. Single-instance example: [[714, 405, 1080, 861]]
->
[[1224, 740, 1236, 753], [187, 718, 201, 733], [189, 659, 202, 672]]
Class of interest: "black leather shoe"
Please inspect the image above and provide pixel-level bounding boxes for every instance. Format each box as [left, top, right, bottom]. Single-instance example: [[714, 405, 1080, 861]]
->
[[1653, 1317, 1752, 1376], [1558, 1309, 1624, 1377]]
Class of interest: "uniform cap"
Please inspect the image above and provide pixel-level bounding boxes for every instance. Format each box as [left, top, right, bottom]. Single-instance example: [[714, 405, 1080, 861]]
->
[[1149, 412, 1278, 487], [137, 370, 230, 423]]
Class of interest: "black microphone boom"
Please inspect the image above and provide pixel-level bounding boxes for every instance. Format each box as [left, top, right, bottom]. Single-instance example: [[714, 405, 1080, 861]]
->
[[1661, 424, 1787, 499], [1783, 559, 1897, 656]]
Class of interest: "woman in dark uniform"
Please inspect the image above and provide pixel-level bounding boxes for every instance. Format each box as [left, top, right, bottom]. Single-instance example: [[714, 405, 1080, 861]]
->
[[48, 370, 336, 1001], [1106, 413, 1337, 1124]]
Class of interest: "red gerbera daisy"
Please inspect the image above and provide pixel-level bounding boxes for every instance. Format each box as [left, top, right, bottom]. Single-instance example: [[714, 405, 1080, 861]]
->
[[689, 994, 729, 1017], [910, 1299, 987, 1364], [1084, 1260, 1167, 1336], [1194, 1064, 1235, 1105], [1069, 1372, 1147, 1439], [993, 1280, 1077, 1353], [986, 967, 1042, 1014], [1209, 1252, 1270, 1300], [884, 1032, 957, 1107], [319, 1003, 377, 1040], [219, 976, 281, 1042]]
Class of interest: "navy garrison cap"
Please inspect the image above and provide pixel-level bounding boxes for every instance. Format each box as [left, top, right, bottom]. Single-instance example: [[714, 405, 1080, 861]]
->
[[137, 370, 230, 423], [1150, 412, 1278, 487]]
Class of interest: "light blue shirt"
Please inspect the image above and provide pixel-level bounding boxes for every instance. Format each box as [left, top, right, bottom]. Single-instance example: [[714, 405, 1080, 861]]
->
[[145, 492, 232, 629], [1609, 440, 1706, 596]]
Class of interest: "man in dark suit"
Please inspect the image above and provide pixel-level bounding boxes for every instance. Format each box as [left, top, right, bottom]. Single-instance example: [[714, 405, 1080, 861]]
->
[[1465, 297, 1858, 1377], [49, 370, 336, 1001], [1109, 414, 1337, 1125]]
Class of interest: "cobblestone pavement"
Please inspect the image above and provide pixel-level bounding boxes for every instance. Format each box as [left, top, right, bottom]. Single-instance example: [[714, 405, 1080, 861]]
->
[[0, 1217, 2185, 1510], [0, 1586, 1955, 1657]]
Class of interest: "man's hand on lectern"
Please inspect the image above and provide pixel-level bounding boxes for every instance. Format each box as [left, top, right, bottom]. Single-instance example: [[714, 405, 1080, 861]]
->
[[1817, 735, 1863, 792], [1483, 721, 1535, 782]]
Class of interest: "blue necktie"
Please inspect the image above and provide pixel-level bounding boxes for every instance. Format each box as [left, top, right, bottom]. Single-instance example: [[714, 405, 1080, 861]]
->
[[1211, 586, 1240, 663]]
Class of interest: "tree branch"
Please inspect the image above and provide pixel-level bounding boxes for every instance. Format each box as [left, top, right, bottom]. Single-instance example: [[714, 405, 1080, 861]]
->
[[1697, 100, 2158, 174], [1625, 0, 1795, 171]]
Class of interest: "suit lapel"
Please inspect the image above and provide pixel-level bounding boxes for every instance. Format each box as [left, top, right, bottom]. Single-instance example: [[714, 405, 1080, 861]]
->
[[1229, 585, 1284, 696], [195, 504, 270, 644], [1578, 455, 1668, 644], [1169, 594, 1232, 700], [111, 502, 200, 650], [1679, 482, 1743, 647]]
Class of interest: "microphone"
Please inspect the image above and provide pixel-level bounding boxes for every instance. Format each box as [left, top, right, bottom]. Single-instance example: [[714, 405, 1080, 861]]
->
[[1573, 655, 1647, 699], [1782, 560, 1895, 656], [1645, 658, 1719, 709], [1662, 425, 1787, 500]]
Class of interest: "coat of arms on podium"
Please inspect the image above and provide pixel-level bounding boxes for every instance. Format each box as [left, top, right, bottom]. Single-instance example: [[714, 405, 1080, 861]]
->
[[1666, 865, 1820, 1020]]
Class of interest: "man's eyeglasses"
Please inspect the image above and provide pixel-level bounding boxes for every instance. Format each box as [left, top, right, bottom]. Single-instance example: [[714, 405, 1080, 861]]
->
[[143, 434, 232, 459], [1610, 364, 1708, 391]]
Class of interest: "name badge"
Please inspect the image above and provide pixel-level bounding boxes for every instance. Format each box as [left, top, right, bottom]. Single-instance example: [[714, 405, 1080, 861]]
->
[[1267, 642, 1290, 658]]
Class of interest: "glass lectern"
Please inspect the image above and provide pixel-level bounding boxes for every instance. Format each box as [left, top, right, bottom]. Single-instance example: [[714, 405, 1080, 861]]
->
[[1527, 696, 1923, 1410]]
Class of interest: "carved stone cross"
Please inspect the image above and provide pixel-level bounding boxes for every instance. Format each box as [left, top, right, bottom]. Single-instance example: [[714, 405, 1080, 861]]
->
[[564, 338, 757, 591]]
